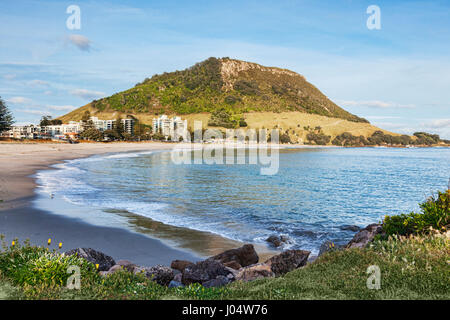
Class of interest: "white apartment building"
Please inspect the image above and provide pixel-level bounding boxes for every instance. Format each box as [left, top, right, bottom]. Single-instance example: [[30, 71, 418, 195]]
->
[[2, 117, 134, 140], [5, 125, 43, 139], [152, 115, 187, 141], [90, 117, 134, 134]]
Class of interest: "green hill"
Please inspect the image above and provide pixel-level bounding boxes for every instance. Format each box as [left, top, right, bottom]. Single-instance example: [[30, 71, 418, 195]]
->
[[62, 57, 368, 124]]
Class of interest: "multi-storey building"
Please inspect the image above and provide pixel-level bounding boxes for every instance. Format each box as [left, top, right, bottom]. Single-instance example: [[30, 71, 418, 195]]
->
[[90, 117, 134, 134], [152, 115, 187, 140]]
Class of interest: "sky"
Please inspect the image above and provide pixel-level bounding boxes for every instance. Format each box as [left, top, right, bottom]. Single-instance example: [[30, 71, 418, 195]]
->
[[1, 0, 449, 138]]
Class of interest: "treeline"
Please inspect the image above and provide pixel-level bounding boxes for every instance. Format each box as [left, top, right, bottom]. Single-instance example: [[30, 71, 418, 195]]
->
[[331, 131, 448, 147]]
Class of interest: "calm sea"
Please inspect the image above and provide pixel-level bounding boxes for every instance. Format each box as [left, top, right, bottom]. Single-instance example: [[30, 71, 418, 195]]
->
[[35, 147, 450, 255]]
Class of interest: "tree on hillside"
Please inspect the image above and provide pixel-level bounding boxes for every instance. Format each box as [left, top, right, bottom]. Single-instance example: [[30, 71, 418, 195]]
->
[[0, 97, 14, 133], [39, 115, 62, 126]]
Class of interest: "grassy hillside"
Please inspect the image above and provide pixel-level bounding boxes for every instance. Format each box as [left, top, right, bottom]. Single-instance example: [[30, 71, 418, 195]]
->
[[60, 57, 369, 125]]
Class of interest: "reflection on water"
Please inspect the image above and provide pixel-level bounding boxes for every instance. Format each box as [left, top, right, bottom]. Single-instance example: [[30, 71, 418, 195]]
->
[[35, 147, 450, 255]]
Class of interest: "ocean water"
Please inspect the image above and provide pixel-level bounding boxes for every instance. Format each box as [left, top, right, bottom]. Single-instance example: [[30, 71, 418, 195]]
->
[[35, 147, 450, 255]]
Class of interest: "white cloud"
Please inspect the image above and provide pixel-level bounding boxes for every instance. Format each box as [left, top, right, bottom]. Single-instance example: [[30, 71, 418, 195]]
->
[[7, 96, 32, 104], [337, 100, 415, 109], [47, 105, 75, 111], [67, 34, 92, 51], [21, 109, 51, 116], [3, 74, 17, 80], [28, 79, 49, 87], [422, 118, 450, 129], [70, 89, 105, 100]]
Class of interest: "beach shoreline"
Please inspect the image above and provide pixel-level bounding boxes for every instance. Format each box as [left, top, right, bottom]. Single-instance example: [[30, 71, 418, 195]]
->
[[0, 141, 282, 265]]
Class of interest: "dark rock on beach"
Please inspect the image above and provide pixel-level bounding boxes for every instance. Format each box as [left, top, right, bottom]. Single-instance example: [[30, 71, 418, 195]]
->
[[202, 275, 230, 288], [64, 248, 115, 271], [182, 259, 232, 285], [266, 234, 291, 247], [265, 250, 310, 276], [339, 225, 361, 232], [168, 280, 184, 288], [142, 265, 174, 286], [235, 263, 275, 282], [208, 244, 259, 268], [171, 259, 194, 272], [346, 223, 383, 249]]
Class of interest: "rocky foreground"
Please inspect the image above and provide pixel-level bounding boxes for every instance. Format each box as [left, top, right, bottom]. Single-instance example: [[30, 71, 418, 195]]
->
[[64, 224, 382, 288]]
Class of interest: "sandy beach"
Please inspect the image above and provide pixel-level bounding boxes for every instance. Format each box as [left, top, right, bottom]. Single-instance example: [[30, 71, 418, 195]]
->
[[0, 141, 205, 266], [0, 141, 279, 266]]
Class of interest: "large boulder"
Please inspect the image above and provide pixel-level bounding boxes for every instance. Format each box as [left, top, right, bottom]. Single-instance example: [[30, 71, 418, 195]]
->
[[264, 250, 310, 276], [182, 260, 232, 285], [171, 260, 194, 272], [64, 248, 115, 271], [142, 265, 174, 286], [208, 244, 259, 268], [235, 263, 275, 282], [346, 224, 383, 249]]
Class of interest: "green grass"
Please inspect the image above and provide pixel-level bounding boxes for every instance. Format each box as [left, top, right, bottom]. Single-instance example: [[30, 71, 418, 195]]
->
[[0, 231, 448, 300]]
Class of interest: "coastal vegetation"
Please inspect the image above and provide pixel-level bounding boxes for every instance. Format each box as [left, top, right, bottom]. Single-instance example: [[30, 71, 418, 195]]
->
[[0, 189, 448, 300], [331, 131, 449, 147]]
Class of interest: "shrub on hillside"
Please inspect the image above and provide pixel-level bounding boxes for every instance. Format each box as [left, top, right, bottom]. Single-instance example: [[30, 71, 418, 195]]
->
[[306, 132, 330, 145], [383, 189, 450, 236], [208, 108, 236, 128], [233, 80, 260, 96]]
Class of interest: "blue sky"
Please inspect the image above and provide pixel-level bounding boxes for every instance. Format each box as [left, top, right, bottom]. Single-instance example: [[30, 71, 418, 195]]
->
[[1, 0, 449, 138]]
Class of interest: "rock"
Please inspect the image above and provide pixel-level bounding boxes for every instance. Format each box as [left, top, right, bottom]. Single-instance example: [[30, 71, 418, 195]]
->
[[235, 263, 275, 282], [264, 250, 310, 276], [108, 265, 125, 273], [223, 261, 242, 270], [64, 248, 115, 271], [173, 273, 182, 282], [115, 260, 137, 272], [182, 260, 232, 285], [224, 267, 238, 282], [340, 225, 361, 232], [168, 280, 184, 288], [266, 235, 283, 247], [346, 223, 383, 249], [318, 241, 344, 256], [143, 265, 174, 286], [171, 260, 194, 272], [266, 235, 291, 248], [202, 275, 230, 288], [208, 244, 259, 268]]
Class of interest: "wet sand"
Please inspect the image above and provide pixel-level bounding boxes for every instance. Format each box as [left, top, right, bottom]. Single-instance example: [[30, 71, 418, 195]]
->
[[0, 141, 278, 265]]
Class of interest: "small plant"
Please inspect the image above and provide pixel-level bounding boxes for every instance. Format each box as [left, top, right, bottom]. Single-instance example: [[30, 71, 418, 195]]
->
[[383, 189, 449, 236]]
